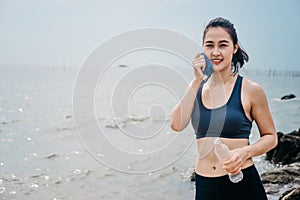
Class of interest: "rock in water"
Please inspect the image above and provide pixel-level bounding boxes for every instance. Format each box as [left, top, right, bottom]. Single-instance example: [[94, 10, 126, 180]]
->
[[281, 94, 296, 100], [266, 129, 300, 165], [261, 164, 300, 185], [279, 187, 300, 200]]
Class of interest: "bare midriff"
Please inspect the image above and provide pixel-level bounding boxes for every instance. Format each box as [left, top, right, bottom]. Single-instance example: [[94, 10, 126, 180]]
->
[[195, 137, 253, 177]]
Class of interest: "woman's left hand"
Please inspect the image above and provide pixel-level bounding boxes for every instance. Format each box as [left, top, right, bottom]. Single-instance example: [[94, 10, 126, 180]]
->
[[222, 146, 250, 174]]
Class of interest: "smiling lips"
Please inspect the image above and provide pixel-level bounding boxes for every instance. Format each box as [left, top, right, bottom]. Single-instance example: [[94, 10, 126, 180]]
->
[[211, 58, 223, 65]]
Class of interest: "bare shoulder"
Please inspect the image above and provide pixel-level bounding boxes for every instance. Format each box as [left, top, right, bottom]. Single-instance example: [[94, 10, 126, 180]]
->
[[242, 77, 267, 100]]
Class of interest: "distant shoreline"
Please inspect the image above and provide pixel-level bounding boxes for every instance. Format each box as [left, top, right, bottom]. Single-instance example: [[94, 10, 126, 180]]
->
[[1, 64, 300, 77], [240, 68, 300, 77]]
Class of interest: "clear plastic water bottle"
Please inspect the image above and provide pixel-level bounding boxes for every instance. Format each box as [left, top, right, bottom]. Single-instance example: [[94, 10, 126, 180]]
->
[[213, 138, 243, 183]]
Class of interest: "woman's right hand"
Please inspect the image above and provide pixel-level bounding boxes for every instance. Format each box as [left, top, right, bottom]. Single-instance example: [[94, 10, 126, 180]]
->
[[170, 52, 206, 132], [192, 52, 206, 82]]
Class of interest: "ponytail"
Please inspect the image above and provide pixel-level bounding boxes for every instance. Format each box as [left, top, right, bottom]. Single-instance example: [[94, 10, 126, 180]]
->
[[232, 45, 249, 73]]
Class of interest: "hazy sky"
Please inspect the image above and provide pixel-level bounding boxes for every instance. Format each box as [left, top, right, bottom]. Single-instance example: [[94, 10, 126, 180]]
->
[[1, 0, 299, 70]]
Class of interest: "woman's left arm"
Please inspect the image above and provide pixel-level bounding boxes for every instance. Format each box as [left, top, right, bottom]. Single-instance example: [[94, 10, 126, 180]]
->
[[245, 83, 277, 157], [223, 83, 277, 174]]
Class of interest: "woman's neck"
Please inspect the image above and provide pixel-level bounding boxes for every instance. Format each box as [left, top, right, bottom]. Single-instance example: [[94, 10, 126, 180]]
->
[[208, 70, 236, 86]]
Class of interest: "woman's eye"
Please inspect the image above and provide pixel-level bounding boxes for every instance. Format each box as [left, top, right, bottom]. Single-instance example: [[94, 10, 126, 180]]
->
[[220, 44, 227, 47], [205, 44, 213, 48]]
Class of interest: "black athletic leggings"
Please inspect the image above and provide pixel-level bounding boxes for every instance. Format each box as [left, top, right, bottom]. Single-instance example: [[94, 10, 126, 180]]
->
[[195, 165, 268, 200]]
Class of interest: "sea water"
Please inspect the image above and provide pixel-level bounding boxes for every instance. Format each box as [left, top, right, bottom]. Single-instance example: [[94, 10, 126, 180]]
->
[[0, 65, 299, 200]]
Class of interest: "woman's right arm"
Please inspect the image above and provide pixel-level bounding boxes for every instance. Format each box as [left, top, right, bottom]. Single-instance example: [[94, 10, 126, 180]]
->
[[170, 53, 205, 132], [170, 78, 203, 131]]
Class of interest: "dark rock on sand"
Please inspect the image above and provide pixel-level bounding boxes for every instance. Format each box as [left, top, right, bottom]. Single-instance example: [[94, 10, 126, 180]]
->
[[190, 170, 195, 182], [262, 162, 300, 198], [279, 187, 300, 200], [263, 129, 300, 199], [263, 183, 280, 195], [261, 163, 300, 185], [281, 94, 296, 100], [266, 129, 300, 165]]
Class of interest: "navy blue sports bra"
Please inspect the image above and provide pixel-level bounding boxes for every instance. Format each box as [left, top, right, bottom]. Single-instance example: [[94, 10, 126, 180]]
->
[[191, 75, 252, 139]]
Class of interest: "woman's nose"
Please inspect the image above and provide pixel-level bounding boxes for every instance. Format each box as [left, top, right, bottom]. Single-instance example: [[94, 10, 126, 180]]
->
[[212, 47, 220, 56]]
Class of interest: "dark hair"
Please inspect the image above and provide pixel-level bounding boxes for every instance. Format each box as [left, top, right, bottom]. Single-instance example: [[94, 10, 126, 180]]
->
[[202, 17, 249, 74]]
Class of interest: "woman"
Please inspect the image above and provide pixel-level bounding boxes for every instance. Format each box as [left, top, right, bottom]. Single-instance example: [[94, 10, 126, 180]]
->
[[170, 17, 277, 200]]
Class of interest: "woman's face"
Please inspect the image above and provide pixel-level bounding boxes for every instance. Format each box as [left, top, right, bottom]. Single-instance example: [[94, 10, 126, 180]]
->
[[203, 27, 238, 73]]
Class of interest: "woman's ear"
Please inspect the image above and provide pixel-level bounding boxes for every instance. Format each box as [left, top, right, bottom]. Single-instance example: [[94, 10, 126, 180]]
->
[[234, 44, 238, 54]]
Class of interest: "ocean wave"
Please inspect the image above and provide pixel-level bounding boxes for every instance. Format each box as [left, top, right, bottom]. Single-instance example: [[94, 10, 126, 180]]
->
[[272, 98, 300, 102], [1, 119, 21, 125], [98, 115, 170, 129]]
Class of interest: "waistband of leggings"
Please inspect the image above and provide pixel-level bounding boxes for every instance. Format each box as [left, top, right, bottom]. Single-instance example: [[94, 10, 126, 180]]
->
[[195, 164, 255, 180]]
